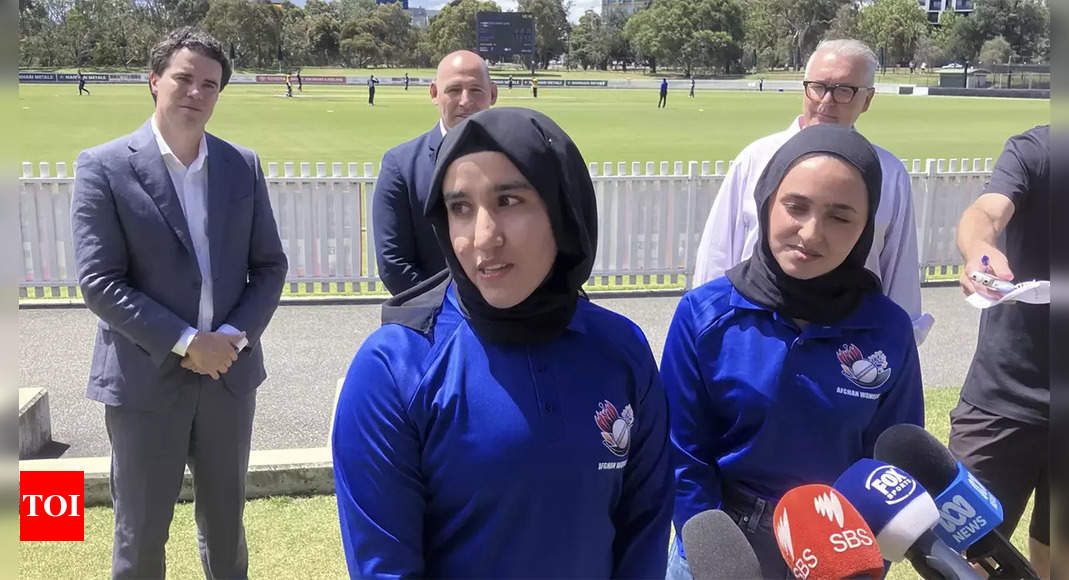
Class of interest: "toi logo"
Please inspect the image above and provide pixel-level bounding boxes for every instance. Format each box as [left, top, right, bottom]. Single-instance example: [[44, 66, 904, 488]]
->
[[20, 471, 85, 541]]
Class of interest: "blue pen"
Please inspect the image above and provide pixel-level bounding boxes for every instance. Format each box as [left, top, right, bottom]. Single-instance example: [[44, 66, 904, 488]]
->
[[980, 255, 990, 273]]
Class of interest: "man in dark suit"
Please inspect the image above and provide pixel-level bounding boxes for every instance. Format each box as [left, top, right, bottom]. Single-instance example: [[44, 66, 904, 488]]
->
[[71, 27, 287, 579], [372, 50, 497, 294]]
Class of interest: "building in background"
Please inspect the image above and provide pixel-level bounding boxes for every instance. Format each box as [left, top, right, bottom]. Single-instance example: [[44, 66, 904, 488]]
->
[[408, 6, 438, 28], [917, 0, 973, 23], [600, 0, 649, 17]]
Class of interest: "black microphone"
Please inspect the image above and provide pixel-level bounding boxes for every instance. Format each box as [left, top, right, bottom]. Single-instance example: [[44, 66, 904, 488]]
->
[[681, 509, 763, 580], [874, 424, 1039, 580]]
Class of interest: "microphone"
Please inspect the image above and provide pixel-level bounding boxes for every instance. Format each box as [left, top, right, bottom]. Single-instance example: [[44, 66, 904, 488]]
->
[[681, 509, 763, 580], [772, 484, 885, 579], [833, 457, 982, 579], [874, 424, 1038, 580]]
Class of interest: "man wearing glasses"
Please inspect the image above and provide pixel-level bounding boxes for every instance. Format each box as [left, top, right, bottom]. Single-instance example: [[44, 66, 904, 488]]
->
[[692, 38, 932, 344]]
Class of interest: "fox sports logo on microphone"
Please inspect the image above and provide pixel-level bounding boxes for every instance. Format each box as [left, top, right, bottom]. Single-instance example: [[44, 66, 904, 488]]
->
[[864, 464, 916, 505]]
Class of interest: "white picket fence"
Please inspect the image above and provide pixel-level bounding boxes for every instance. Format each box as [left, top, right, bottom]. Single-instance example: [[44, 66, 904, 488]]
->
[[17, 157, 992, 297]]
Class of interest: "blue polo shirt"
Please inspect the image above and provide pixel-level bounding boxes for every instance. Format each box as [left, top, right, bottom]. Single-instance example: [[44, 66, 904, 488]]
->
[[662, 277, 924, 545], [332, 285, 673, 579]]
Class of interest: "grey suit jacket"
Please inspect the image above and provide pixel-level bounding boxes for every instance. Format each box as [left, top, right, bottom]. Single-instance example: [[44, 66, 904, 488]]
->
[[72, 120, 288, 410]]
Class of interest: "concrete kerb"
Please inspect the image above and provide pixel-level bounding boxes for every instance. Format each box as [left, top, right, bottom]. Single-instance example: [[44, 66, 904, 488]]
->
[[18, 377, 348, 507], [19, 387, 52, 458], [19, 447, 335, 507]]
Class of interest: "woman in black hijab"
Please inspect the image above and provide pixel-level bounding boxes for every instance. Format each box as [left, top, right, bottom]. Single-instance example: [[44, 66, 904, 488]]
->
[[662, 124, 924, 578], [332, 107, 673, 579]]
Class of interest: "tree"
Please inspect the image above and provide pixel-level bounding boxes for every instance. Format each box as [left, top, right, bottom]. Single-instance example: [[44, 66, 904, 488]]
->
[[602, 8, 635, 71], [933, 9, 980, 63], [625, 0, 743, 75], [742, 0, 783, 71], [338, 0, 377, 24], [518, 0, 570, 68], [374, 3, 416, 66], [339, 2, 414, 67], [140, 0, 210, 32], [201, 0, 280, 68], [824, 2, 860, 41], [978, 35, 1014, 65], [911, 34, 945, 68], [305, 0, 341, 65], [19, 0, 70, 67], [683, 30, 737, 73], [421, 0, 501, 63], [746, 0, 847, 70], [280, 2, 311, 66], [857, 0, 928, 66], [622, 6, 662, 73], [569, 10, 606, 70], [59, 0, 95, 67], [967, 0, 1047, 62]]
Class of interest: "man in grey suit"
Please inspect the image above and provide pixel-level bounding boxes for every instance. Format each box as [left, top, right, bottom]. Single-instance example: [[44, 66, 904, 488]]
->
[[71, 27, 287, 579]]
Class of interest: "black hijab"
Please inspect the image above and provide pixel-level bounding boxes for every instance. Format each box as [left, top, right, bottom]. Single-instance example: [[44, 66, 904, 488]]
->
[[726, 123, 883, 324], [381, 107, 598, 345]]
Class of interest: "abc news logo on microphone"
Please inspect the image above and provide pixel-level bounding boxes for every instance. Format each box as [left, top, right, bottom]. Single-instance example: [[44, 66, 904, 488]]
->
[[20, 471, 85, 541], [933, 467, 1003, 550]]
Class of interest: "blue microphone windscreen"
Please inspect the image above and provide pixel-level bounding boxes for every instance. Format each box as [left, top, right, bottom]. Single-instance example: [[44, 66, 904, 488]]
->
[[834, 458, 940, 562]]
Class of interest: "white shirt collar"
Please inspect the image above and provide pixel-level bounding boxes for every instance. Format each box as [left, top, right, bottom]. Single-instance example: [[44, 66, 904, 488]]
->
[[150, 115, 208, 172], [789, 115, 859, 134], [439, 119, 447, 138]]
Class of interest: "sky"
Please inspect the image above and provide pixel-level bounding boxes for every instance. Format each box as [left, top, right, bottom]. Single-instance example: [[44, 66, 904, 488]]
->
[[287, 0, 601, 23]]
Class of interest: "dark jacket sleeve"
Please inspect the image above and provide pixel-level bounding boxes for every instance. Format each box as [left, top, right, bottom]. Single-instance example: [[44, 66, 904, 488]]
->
[[220, 152, 288, 346], [72, 149, 189, 367], [373, 148, 425, 295]]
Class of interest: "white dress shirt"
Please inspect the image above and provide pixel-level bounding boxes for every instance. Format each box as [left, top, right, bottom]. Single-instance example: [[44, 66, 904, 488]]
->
[[693, 116, 934, 344], [151, 117, 243, 357]]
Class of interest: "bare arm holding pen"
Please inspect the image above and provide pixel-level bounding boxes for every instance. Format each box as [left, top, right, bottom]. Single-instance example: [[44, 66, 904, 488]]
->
[[956, 193, 1016, 298]]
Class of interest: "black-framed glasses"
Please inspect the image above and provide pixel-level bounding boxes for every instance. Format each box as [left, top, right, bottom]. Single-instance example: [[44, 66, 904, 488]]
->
[[802, 81, 872, 104]]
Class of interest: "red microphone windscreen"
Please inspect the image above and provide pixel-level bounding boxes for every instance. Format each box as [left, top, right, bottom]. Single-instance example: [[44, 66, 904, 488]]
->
[[773, 484, 885, 580]]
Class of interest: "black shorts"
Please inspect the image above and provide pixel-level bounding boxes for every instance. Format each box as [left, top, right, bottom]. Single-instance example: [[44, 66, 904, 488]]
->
[[949, 400, 1049, 545]]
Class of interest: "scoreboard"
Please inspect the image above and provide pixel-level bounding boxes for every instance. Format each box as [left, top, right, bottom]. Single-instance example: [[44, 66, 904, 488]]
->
[[476, 12, 535, 58]]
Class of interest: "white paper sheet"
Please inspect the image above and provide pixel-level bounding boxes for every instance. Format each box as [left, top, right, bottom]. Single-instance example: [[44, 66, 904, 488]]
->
[[965, 280, 1050, 309]]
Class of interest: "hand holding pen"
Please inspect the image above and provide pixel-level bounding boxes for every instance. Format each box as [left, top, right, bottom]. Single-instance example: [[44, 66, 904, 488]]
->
[[960, 247, 1014, 298]]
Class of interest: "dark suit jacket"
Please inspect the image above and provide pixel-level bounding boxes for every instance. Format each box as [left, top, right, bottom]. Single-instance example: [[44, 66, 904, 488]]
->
[[71, 121, 288, 410], [372, 125, 447, 295]]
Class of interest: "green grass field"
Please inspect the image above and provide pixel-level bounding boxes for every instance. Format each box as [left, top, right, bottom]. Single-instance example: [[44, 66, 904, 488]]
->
[[18, 83, 1047, 169], [58, 64, 950, 85], [19, 387, 1036, 579]]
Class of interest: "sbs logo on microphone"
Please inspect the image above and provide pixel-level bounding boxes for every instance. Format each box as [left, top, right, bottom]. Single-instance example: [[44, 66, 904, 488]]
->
[[864, 464, 916, 505], [776, 509, 795, 562], [776, 510, 819, 580], [812, 491, 845, 528], [829, 528, 875, 553]]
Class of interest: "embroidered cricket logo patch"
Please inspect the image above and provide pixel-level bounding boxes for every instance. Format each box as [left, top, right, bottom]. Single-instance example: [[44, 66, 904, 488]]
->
[[594, 400, 634, 457], [836, 343, 891, 389]]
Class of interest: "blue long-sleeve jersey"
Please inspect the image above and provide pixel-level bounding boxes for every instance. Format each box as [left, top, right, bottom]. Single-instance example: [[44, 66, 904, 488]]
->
[[661, 277, 924, 551], [332, 285, 674, 579]]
